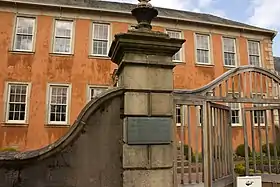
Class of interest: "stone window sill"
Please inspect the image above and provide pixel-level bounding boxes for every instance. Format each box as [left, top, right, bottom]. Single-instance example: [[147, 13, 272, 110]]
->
[[195, 63, 214, 68], [45, 124, 71, 128], [49, 53, 74, 57], [9, 50, 35, 55], [88, 55, 111, 60], [2, 123, 29, 127], [224, 65, 237, 69]]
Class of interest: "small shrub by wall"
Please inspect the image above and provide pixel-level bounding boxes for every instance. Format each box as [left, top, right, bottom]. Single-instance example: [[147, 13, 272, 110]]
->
[[236, 144, 251, 157]]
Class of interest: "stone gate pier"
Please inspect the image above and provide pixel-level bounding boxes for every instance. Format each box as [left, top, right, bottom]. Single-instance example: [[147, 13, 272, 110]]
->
[[0, 0, 184, 187], [109, 1, 185, 186]]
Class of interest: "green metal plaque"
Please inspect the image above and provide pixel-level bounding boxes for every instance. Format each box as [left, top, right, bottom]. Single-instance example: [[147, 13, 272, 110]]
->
[[126, 117, 172, 145]]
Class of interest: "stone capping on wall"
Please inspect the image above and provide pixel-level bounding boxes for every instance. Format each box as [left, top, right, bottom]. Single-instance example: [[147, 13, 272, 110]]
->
[[0, 87, 125, 165]]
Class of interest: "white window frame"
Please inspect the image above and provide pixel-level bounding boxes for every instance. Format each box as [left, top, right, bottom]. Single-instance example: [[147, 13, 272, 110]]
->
[[13, 16, 36, 52], [166, 29, 183, 62], [227, 92, 242, 126], [86, 85, 108, 102], [248, 40, 261, 67], [4, 82, 31, 124], [47, 83, 71, 125], [52, 19, 74, 54], [91, 23, 110, 57], [195, 33, 211, 65], [252, 93, 266, 127], [176, 105, 184, 127], [223, 37, 237, 67]]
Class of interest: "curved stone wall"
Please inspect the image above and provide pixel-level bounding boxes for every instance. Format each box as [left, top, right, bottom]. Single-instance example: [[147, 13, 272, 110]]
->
[[0, 88, 124, 187]]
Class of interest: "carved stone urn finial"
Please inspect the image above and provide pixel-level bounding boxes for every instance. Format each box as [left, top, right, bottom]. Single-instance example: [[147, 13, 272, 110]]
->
[[131, 0, 158, 30]]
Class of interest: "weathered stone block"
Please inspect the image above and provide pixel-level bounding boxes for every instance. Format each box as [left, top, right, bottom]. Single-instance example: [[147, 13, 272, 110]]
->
[[151, 93, 173, 115], [151, 144, 173, 168], [124, 92, 148, 115], [123, 144, 149, 169], [148, 68, 173, 90], [121, 66, 173, 90], [123, 53, 173, 65], [123, 169, 173, 187]]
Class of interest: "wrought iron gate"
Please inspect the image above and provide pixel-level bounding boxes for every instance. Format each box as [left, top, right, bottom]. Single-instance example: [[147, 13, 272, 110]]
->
[[174, 65, 280, 186], [175, 101, 233, 187], [242, 106, 280, 182]]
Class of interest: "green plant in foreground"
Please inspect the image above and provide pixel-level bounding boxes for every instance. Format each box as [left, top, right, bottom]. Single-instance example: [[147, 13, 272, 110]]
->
[[234, 163, 246, 176]]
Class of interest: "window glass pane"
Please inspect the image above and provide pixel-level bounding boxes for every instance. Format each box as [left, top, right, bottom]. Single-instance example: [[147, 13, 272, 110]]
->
[[16, 17, 35, 35], [54, 20, 72, 53], [248, 41, 260, 55], [93, 24, 109, 40], [252, 93, 265, 124], [224, 52, 236, 66], [15, 35, 33, 51], [167, 30, 181, 39], [54, 38, 71, 53], [176, 105, 181, 124], [49, 86, 68, 123], [14, 17, 35, 51], [55, 20, 72, 37], [167, 30, 182, 61], [197, 49, 209, 64], [223, 38, 235, 52], [227, 92, 240, 124], [89, 87, 107, 100], [231, 110, 240, 124], [196, 34, 209, 49], [249, 56, 260, 66], [7, 84, 28, 121], [173, 52, 181, 61], [92, 23, 109, 55], [93, 40, 108, 56]]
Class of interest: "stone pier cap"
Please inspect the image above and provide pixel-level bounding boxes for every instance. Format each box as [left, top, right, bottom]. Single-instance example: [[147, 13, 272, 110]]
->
[[109, 29, 186, 75]]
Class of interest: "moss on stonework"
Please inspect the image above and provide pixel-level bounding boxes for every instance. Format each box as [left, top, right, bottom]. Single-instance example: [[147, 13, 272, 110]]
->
[[0, 147, 18, 152]]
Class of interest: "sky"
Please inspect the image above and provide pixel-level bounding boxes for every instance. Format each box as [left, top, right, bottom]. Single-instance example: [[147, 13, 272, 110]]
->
[[103, 0, 280, 57]]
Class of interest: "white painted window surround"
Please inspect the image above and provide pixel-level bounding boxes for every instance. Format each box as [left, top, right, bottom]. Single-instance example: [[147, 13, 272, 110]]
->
[[87, 85, 108, 102], [53, 20, 74, 54], [13, 16, 36, 52], [248, 40, 261, 67], [166, 30, 183, 62], [223, 37, 237, 67], [47, 84, 71, 125], [196, 34, 211, 64], [5, 82, 31, 124], [92, 23, 110, 56]]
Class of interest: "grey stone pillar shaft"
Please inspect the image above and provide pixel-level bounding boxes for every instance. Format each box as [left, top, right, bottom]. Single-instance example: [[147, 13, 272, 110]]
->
[[109, 27, 185, 187]]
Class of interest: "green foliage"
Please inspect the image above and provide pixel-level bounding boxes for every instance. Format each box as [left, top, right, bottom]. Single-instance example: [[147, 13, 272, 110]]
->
[[183, 144, 193, 160], [248, 158, 279, 165], [262, 143, 280, 156], [234, 163, 246, 176], [236, 144, 251, 157], [0, 147, 18, 152]]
